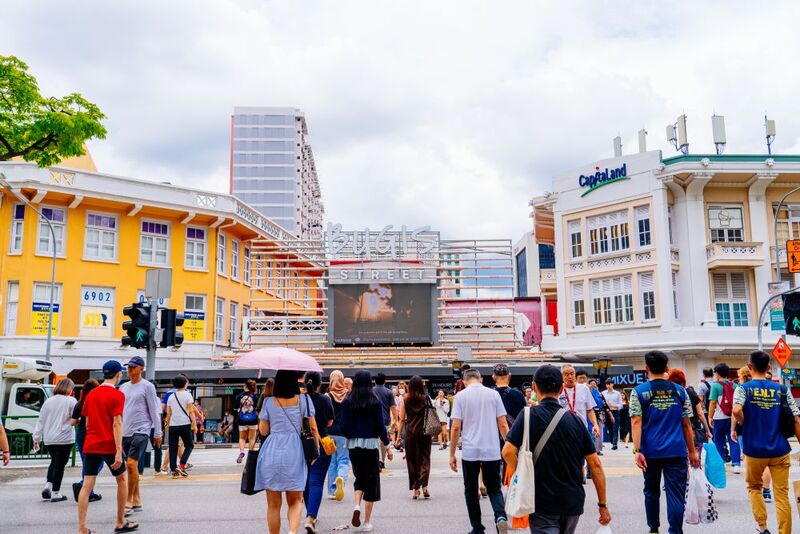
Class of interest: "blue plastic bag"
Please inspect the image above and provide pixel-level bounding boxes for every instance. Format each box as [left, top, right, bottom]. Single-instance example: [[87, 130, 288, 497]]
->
[[703, 442, 726, 489]]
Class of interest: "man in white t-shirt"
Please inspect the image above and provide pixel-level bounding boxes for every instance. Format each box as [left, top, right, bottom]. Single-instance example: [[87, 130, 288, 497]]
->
[[601, 379, 622, 450], [450, 369, 510, 534], [163, 375, 196, 478]]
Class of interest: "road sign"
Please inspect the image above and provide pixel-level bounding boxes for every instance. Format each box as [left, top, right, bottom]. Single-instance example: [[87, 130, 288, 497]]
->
[[788, 240, 800, 273], [769, 281, 791, 331], [145, 268, 172, 300], [781, 367, 797, 381], [772, 338, 793, 368]]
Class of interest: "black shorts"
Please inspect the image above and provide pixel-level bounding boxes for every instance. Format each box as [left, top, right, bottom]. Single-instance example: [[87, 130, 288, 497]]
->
[[349, 447, 381, 502], [83, 453, 126, 478], [123, 433, 149, 462]]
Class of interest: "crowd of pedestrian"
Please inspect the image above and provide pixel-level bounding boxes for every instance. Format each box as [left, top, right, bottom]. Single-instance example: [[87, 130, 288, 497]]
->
[[17, 349, 800, 534]]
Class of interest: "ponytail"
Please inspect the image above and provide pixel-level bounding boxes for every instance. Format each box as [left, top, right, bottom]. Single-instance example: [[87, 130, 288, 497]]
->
[[304, 371, 322, 393]]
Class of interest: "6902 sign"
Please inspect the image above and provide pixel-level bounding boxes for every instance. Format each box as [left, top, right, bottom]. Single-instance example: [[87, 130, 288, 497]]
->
[[82, 287, 114, 306]]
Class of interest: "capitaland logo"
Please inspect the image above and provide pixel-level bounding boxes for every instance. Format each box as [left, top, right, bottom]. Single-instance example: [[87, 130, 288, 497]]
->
[[578, 163, 629, 197]]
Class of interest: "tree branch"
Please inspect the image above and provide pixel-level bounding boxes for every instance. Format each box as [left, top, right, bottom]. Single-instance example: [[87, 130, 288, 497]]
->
[[0, 131, 13, 153]]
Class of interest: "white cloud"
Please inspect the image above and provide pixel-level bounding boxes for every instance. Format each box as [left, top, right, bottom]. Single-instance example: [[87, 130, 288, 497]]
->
[[3, 0, 800, 239]]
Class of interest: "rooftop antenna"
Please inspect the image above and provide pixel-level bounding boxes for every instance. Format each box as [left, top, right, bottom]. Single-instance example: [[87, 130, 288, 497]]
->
[[666, 114, 689, 155], [711, 114, 726, 155], [638, 129, 647, 153], [613, 136, 622, 157], [765, 114, 776, 155]]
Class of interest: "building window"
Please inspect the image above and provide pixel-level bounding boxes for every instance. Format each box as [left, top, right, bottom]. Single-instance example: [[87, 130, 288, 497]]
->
[[515, 249, 528, 297], [185, 294, 205, 312], [635, 206, 651, 247], [37, 206, 66, 256], [708, 205, 744, 243], [10, 204, 24, 253], [713, 272, 749, 326], [139, 220, 170, 265], [242, 304, 250, 326], [215, 297, 225, 343], [4, 281, 19, 335], [85, 212, 118, 261], [231, 240, 240, 280], [217, 233, 227, 274], [588, 210, 629, 256], [568, 220, 582, 259], [672, 271, 679, 320], [229, 302, 239, 347], [255, 259, 263, 289], [668, 205, 674, 245], [185, 227, 207, 269], [243, 246, 251, 285], [571, 281, 585, 327], [591, 275, 633, 326], [639, 272, 656, 321], [32, 282, 63, 335]]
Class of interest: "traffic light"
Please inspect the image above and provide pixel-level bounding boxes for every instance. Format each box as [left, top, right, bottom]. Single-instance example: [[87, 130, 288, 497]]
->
[[160, 308, 184, 348], [121, 302, 152, 349], [783, 292, 800, 336]]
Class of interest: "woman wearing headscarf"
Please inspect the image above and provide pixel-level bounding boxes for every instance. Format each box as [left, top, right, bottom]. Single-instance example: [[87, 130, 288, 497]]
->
[[326, 370, 350, 501]]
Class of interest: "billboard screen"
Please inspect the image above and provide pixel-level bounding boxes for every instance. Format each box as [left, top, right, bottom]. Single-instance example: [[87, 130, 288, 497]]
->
[[333, 283, 432, 345]]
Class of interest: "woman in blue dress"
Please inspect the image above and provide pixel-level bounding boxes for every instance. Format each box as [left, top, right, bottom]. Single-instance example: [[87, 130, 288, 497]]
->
[[256, 370, 320, 534]]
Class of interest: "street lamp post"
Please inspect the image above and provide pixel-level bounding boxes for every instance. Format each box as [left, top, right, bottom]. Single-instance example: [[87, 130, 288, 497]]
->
[[0, 173, 57, 365]]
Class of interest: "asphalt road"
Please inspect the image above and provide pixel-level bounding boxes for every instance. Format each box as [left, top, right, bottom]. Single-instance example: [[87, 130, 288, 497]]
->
[[2, 446, 798, 533]]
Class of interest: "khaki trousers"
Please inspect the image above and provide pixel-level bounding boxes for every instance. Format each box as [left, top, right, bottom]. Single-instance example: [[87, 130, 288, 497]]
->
[[745, 453, 791, 534]]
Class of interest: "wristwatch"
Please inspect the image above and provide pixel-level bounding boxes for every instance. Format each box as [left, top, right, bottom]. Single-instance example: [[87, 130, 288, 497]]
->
[[598, 503, 607, 508], [633, 448, 641, 455]]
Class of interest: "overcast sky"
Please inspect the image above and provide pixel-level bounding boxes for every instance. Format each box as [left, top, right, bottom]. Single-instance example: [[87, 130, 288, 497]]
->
[[4, 1, 800, 240]]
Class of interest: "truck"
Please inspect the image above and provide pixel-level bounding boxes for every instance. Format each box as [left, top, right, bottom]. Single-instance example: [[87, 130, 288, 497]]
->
[[0, 356, 54, 453]]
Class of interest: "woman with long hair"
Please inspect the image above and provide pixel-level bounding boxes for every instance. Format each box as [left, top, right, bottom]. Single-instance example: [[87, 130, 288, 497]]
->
[[256, 370, 321, 534], [236, 379, 260, 464], [433, 389, 450, 450], [326, 370, 350, 501], [394, 381, 408, 452], [618, 390, 632, 448], [256, 378, 276, 412], [33, 378, 77, 502], [395, 376, 433, 499], [70, 379, 102, 501], [303, 372, 334, 533], [342, 370, 392, 531]]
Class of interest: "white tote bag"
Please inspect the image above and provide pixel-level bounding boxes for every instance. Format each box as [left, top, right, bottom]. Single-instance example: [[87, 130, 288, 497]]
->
[[505, 407, 535, 517]]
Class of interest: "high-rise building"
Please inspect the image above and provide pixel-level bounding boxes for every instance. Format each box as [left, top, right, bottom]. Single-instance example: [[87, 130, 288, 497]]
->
[[230, 107, 324, 240]]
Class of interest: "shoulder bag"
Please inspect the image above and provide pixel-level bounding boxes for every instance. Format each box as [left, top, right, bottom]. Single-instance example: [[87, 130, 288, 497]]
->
[[280, 394, 319, 463], [423, 397, 441, 436], [779, 385, 796, 439], [505, 407, 565, 518]]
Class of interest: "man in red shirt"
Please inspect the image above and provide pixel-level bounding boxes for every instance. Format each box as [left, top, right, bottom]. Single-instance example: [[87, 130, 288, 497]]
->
[[77, 360, 138, 533]]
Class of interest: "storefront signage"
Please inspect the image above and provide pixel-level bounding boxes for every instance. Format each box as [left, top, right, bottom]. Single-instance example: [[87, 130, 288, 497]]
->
[[606, 371, 648, 386], [579, 163, 629, 197], [327, 224, 438, 260], [80, 286, 115, 338], [136, 290, 168, 308], [183, 311, 205, 341], [31, 302, 59, 336]]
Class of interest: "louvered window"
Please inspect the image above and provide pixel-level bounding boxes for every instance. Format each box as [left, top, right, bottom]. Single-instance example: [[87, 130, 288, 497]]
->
[[591, 275, 633, 325], [635, 205, 651, 247], [571, 281, 585, 327], [588, 210, 629, 256], [639, 272, 656, 321], [568, 220, 582, 258], [712, 272, 748, 327], [672, 271, 679, 320]]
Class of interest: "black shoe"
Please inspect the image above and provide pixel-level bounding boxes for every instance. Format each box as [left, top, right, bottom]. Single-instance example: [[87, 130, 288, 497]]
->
[[41, 488, 51, 500], [50, 495, 68, 503], [379, 461, 385, 470], [612, 445, 618, 450], [72, 482, 82, 502], [89, 493, 102, 503]]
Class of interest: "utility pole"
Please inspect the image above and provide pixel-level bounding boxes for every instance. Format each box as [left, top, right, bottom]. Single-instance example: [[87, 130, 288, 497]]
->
[[146, 297, 160, 382]]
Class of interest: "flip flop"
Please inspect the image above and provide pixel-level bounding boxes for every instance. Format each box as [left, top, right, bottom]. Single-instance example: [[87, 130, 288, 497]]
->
[[115, 521, 139, 533]]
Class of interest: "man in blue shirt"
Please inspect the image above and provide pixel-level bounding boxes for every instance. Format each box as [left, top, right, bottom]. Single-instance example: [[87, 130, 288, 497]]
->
[[631, 351, 699, 534], [732, 350, 800, 534]]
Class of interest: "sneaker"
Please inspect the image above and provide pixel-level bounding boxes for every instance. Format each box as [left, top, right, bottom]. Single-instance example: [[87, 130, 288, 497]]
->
[[496, 517, 509, 534], [732, 465, 741, 474], [305, 517, 317, 534], [236, 452, 245, 464], [89, 493, 102, 503], [334, 476, 345, 501], [72, 482, 82, 502], [379, 461, 385, 470], [361, 523, 373, 532], [50, 495, 68, 503], [41, 488, 52, 500], [763, 489, 772, 502], [757, 529, 772, 534], [184, 463, 194, 470], [172, 468, 188, 478], [351, 507, 362, 527], [612, 445, 618, 450]]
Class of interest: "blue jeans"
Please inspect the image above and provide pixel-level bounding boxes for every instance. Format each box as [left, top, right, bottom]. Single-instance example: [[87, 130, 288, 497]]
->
[[712, 418, 740, 466], [605, 409, 621, 447], [327, 435, 350, 496], [643, 456, 688, 534], [304, 449, 332, 518]]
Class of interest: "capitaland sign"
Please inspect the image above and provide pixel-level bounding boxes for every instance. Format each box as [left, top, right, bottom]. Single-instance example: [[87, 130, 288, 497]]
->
[[578, 163, 629, 197]]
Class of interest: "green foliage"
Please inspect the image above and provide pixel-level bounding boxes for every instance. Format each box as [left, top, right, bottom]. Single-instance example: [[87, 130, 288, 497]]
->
[[0, 55, 106, 167]]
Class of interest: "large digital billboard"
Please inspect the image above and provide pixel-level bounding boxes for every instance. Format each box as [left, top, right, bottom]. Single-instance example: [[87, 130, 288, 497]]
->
[[333, 283, 432, 345]]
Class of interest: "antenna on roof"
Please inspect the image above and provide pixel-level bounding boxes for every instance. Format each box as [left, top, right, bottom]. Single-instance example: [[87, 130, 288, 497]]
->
[[638, 129, 647, 153], [666, 114, 689, 155], [711, 115, 726, 155], [613, 136, 622, 157], [765, 114, 776, 155]]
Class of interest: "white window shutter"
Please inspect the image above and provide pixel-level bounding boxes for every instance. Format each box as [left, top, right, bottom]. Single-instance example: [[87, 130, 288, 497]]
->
[[572, 281, 584, 300], [639, 272, 654, 291], [729, 272, 747, 299], [568, 220, 580, 233], [635, 205, 650, 219], [712, 273, 730, 299]]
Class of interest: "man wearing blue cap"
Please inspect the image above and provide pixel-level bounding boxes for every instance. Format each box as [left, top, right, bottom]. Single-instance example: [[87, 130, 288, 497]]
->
[[119, 356, 162, 517], [78, 360, 139, 533]]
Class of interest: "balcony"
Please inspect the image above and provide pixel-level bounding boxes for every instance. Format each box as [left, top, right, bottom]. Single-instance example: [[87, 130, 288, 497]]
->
[[705, 242, 764, 269], [540, 268, 556, 288]]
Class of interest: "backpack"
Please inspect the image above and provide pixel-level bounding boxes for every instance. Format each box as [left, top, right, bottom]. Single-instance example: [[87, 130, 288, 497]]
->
[[718, 381, 734, 417]]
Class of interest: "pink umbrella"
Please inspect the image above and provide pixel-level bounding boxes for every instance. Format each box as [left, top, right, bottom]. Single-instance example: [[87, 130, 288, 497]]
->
[[233, 347, 323, 373]]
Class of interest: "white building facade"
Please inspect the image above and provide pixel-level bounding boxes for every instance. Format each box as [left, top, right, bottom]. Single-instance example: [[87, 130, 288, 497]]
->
[[532, 150, 800, 378]]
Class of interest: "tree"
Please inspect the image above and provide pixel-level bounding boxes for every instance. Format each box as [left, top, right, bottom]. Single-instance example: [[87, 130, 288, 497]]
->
[[0, 55, 106, 167]]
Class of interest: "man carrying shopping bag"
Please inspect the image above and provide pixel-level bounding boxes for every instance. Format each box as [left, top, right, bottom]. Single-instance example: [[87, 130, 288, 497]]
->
[[502, 365, 611, 534], [631, 351, 700, 534], [732, 350, 800, 534]]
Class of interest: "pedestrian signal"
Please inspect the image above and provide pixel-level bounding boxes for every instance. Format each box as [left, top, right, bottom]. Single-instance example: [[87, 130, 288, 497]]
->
[[122, 302, 151, 349]]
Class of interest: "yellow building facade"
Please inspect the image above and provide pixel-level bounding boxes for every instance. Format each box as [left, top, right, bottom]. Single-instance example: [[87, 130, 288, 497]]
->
[[0, 158, 315, 374]]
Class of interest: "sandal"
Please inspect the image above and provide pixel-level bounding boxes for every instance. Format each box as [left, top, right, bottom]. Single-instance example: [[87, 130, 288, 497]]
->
[[422, 487, 430, 499], [412, 489, 420, 500], [115, 521, 139, 533]]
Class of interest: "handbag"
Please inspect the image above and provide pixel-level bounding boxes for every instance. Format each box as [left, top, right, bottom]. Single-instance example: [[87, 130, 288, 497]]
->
[[280, 394, 319, 464], [240, 449, 262, 496], [505, 407, 565, 518], [423, 397, 441, 437]]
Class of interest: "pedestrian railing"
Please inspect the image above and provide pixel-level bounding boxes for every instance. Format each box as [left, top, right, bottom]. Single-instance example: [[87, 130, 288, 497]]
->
[[1, 416, 76, 467]]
